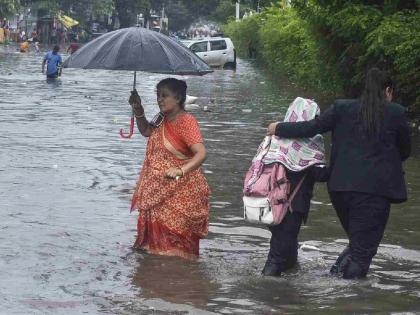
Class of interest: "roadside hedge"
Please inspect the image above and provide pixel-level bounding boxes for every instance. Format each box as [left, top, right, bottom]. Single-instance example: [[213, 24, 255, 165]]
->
[[364, 11, 420, 111], [223, 4, 419, 111]]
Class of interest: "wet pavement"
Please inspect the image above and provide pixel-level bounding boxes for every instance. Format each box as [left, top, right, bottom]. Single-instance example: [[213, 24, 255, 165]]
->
[[1, 47, 420, 314]]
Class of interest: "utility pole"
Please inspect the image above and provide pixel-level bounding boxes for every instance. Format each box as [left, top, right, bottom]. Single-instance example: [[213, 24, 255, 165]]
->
[[25, 8, 31, 36], [236, 1, 240, 21]]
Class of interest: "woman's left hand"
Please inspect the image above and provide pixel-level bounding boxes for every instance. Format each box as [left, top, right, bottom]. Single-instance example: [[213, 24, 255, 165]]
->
[[165, 167, 183, 180], [267, 122, 279, 136]]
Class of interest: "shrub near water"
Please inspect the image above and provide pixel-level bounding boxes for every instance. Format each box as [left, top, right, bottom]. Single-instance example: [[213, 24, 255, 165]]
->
[[259, 8, 341, 92], [223, 7, 342, 94], [222, 15, 262, 60], [312, 4, 419, 111], [364, 11, 420, 111], [223, 3, 419, 111]]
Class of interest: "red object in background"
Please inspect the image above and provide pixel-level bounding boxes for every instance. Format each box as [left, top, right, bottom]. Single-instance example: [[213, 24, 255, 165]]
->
[[68, 42, 79, 54]]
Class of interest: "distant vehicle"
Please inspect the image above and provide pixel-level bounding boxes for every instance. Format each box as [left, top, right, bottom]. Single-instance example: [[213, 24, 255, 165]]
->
[[182, 37, 236, 69]]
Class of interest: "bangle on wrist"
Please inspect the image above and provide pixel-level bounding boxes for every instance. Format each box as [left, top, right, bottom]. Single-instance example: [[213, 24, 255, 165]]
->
[[135, 113, 145, 119]]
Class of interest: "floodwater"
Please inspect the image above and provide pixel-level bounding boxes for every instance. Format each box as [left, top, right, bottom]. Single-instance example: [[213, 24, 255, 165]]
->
[[1, 47, 419, 315]]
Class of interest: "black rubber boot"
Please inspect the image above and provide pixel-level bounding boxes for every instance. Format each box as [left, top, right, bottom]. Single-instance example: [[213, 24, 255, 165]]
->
[[342, 258, 368, 279], [330, 246, 351, 275], [262, 260, 282, 277]]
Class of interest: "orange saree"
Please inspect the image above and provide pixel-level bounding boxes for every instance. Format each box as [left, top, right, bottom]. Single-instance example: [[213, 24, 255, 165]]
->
[[131, 113, 210, 260]]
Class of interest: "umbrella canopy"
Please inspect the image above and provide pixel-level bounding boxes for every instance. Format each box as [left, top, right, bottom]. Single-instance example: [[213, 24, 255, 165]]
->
[[63, 26, 212, 75]]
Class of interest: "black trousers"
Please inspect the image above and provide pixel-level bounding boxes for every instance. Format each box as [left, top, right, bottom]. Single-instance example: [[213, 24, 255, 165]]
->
[[267, 211, 304, 271], [330, 191, 390, 279]]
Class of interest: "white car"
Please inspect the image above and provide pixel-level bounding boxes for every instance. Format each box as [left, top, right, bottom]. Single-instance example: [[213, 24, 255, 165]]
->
[[182, 37, 236, 69]]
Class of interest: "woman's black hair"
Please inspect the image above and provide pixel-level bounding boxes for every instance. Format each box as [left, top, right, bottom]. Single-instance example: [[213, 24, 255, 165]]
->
[[156, 78, 187, 109], [359, 67, 394, 136]]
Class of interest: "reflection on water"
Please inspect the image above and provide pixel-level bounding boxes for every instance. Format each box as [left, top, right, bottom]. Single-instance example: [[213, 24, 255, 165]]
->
[[46, 77, 62, 87], [132, 254, 219, 308], [0, 48, 419, 314]]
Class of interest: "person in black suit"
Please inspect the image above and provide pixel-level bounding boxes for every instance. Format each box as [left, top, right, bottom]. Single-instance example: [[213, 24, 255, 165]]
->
[[266, 68, 411, 279]]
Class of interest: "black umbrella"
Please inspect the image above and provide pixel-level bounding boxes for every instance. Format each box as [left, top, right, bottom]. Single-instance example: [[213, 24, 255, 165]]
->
[[64, 26, 212, 138]]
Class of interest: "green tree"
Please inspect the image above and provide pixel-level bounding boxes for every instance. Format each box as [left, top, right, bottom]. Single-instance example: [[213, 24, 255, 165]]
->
[[0, 0, 19, 18], [58, 0, 114, 25], [182, 0, 219, 18], [115, 0, 150, 28], [164, 1, 191, 31], [212, 0, 238, 22], [212, 0, 253, 22]]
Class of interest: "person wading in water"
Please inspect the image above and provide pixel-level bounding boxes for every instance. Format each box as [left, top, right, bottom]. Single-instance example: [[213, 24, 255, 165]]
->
[[267, 68, 411, 279], [129, 78, 210, 260], [42, 45, 62, 79]]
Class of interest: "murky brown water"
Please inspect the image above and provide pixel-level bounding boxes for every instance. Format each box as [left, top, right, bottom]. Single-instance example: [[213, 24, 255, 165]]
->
[[1, 46, 420, 314]]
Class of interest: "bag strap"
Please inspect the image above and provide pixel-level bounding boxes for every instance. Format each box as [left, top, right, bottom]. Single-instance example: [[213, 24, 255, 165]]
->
[[257, 136, 272, 161], [287, 174, 306, 212], [245, 136, 273, 192]]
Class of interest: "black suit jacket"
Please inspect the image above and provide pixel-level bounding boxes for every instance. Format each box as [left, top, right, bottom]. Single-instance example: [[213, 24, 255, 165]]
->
[[275, 99, 411, 203]]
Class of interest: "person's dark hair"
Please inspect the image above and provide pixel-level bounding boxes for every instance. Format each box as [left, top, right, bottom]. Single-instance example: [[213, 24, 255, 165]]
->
[[359, 67, 394, 136], [156, 78, 187, 109], [53, 45, 60, 54]]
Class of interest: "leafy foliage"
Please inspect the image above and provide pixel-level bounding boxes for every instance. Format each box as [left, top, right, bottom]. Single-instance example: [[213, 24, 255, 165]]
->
[[0, 0, 19, 17], [365, 10, 420, 109], [225, 0, 420, 110], [164, 1, 191, 31], [224, 6, 342, 92], [1, 0, 266, 31], [212, 0, 239, 23], [327, 5, 382, 41], [222, 12, 261, 58]]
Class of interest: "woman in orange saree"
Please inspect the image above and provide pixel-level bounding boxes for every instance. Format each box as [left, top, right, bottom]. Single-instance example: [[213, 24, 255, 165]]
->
[[129, 78, 210, 260]]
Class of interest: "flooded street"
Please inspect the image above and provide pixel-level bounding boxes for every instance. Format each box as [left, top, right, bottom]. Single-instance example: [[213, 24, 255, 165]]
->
[[1, 48, 420, 314]]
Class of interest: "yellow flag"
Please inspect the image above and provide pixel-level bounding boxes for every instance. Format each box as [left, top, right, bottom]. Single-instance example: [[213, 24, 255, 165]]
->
[[57, 14, 79, 28]]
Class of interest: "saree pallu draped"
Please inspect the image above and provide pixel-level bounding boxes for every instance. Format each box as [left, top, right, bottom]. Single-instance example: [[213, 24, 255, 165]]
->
[[131, 113, 210, 260]]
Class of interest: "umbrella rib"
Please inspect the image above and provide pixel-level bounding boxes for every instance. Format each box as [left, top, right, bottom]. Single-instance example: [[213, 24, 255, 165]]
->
[[96, 31, 125, 69], [152, 32, 173, 73], [114, 30, 133, 70]]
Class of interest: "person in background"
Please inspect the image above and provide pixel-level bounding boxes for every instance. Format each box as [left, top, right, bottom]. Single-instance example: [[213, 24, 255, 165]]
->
[[31, 28, 38, 42], [34, 41, 40, 53], [129, 78, 210, 260], [20, 30, 26, 42], [4, 25, 10, 43], [0, 26, 4, 44], [67, 40, 79, 54], [42, 45, 62, 79], [19, 40, 29, 53], [51, 28, 57, 44], [267, 68, 411, 279]]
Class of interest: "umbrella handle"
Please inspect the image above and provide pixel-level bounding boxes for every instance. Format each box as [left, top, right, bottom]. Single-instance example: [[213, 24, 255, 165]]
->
[[119, 116, 135, 139]]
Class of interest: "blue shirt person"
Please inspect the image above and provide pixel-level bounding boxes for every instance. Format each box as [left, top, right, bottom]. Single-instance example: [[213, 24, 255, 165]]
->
[[42, 45, 63, 78]]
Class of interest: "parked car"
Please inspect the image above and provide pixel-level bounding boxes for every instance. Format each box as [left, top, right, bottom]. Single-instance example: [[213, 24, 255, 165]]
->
[[182, 37, 236, 69]]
